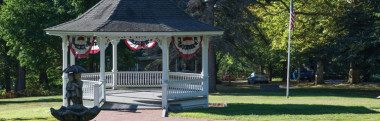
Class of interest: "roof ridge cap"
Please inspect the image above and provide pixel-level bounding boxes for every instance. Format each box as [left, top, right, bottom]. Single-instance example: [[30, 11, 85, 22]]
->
[[45, 0, 106, 31]]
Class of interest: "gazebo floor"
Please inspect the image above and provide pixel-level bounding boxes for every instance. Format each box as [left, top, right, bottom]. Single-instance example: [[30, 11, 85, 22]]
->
[[85, 88, 162, 110]]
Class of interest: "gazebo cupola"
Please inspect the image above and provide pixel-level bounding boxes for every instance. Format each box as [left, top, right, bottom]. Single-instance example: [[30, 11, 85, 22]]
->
[[45, 0, 223, 116]]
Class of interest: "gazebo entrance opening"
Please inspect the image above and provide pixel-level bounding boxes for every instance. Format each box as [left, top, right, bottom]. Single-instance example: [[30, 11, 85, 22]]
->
[[100, 88, 163, 110]]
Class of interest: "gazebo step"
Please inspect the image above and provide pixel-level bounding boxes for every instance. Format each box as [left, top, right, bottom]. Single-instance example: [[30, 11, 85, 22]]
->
[[100, 102, 161, 110], [168, 96, 208, 111], [168, 96, 207, 102]]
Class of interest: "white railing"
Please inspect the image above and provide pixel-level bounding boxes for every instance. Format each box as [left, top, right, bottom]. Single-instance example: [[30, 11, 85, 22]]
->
[[169, 72, 203, 81], [82, 71, 206, 100], [81, 72, 113, 88], [167, 78, 206, 99], [105, 72, 113, 88], [82, 80, 104, 107], [81, 73, 100, 82], [82, 71, 207, 103], [82, 80, 98, 100], [117, 71, 162, 87]]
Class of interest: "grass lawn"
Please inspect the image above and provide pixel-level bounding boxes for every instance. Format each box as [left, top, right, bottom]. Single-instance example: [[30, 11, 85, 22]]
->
[[170, 84, 380, 121], [0, 84, 379, 121], [0, 96, 61, 121]]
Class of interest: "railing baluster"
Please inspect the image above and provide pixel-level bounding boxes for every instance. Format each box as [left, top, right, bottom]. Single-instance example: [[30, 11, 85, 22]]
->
[[127, 73, 130, 86]]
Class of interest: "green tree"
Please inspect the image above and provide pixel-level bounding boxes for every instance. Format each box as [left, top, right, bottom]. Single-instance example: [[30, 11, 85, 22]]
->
[[329, 0, 380, 84], [251, 0, 350, 84], [0, 0, 100, 90]]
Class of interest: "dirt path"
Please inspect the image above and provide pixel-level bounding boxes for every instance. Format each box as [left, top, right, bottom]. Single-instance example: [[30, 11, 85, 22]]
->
[[92, 110, 236, 121]]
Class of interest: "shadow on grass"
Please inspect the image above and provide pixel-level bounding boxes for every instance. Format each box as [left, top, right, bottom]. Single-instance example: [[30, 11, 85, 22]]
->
[[178, 103, 379, 115], [215, 86, 380, 98], [0, 117, 47, 121], [0, 98, 61, 104]]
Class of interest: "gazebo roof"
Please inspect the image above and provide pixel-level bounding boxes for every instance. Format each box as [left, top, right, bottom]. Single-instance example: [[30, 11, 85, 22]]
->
[[45, 0, 222, 35]]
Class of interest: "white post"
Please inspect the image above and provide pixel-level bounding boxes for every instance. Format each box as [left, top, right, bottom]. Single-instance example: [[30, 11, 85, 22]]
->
[[111, 39, 119, 90], [202, 36, 209, 108], [70, 51, 75, 66], [98, 37, 107, 102], [94, 84, 100, 107], [61, 36, 69, 106], [159, 38, 170, 116]]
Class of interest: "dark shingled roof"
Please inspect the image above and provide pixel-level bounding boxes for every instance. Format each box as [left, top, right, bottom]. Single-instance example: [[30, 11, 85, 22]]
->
[[45, 0, 222, 32]]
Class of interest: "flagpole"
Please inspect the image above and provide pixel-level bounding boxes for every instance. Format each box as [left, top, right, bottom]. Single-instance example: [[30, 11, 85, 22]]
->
[[286, 0, 293, 99]]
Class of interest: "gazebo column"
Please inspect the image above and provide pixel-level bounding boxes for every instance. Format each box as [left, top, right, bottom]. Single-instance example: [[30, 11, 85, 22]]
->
[[61, 36, 69, 106], [70, 51, 75, 66], [98, 37, 107, 102], [202, 36, 209, 108], [111, 39, 120, 90], [159, 38, 170, 116]]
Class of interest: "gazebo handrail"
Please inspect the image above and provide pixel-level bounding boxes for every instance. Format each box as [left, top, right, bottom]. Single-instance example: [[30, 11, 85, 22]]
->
[[118, 71, 163, 73], [167, 78, 206, 100], [169, 72, 202, 76], [82, 71, 203, 75]]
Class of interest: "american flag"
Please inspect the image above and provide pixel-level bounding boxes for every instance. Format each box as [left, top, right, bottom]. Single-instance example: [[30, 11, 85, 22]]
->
[[290, 1, 295, 31]]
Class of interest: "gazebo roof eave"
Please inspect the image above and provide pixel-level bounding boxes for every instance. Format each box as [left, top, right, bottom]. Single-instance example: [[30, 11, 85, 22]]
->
[[46, 30, 224, 37]]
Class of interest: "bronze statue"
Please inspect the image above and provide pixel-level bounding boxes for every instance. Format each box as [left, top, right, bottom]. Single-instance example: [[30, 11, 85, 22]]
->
[[51, 65, 100, 121], [66, 73, 83, 106]]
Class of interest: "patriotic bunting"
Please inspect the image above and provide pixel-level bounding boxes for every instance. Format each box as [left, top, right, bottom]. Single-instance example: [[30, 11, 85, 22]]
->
[[124, 37, 157, 51], [89, 40, 100, 54], [67, 35, 203, 59], [68, 36, 96, 59], [172, 36, 203, 59]]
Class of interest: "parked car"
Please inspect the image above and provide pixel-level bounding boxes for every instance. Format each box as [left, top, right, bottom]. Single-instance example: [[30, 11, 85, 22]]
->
[[248, 72, 269, 84], [292, 68, 313, 81]]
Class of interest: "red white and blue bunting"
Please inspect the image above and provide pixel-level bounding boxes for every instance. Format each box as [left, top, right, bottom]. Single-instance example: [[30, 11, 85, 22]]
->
[[89, 40, 100, 54], [124, 36, 157, 51], [68, 36, 96, 59], [172, 36, 203, 59]]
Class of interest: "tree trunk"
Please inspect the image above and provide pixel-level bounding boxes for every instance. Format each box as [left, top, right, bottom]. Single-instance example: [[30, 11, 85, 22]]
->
[[4, 63, 11, 92], [208, 40, 217, 93], [259, 65, 262, 73], [282, 61, 287, 82], [315, 60, 324, 84], [297, 68, 301, 82], [268, 62, 273, 82], [205, 1, 217, 93], [15, 64, 26, 92], [39, 70, 49, 89], [348, 63, 361, 84], [3, 43, 11, 92]]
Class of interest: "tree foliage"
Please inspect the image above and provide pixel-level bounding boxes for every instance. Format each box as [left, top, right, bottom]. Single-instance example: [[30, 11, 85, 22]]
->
[[0, 0, 100, 93]]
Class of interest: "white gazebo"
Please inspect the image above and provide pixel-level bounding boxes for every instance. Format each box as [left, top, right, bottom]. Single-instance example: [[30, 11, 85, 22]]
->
[[45, 0, 223, 116]]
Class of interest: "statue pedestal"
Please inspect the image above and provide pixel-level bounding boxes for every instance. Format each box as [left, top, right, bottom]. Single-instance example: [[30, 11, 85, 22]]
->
[[50, 104, 101, 121]]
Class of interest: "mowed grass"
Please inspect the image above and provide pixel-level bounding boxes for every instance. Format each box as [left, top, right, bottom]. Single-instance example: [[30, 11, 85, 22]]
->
[[0, 84, 379, 121], [0, 96, 62, 121], [170, 84, 380, 121]]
